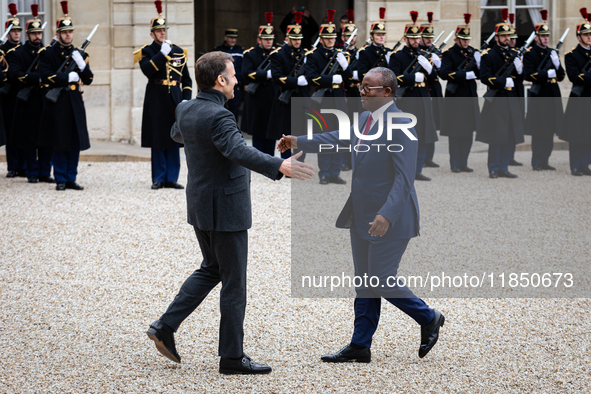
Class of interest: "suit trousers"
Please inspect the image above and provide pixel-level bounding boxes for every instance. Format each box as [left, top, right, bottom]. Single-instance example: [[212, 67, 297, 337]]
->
[[349, 229, 434, 348], [449, 136, 473, 169], [151, 144, 180, 183], [160, 227, 248, 358], [318, 153, 343, 178]]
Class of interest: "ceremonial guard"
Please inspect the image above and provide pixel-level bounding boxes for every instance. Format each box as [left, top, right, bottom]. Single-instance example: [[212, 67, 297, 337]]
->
[[305, 9, 351, 184], [507, 12, 524, 167], [242, 12, 278, 156], [9, 5, 54, 183], [439, 13, 480, 173], [476, 9, 524, 179], [214, 29, 243, 121], [0, 53, 7, 150], [135, 1, 192, 190], [562, 8, 591, 176], [356, 7, 390, 80], [389, 11, 438, 181], [1, 3, 25, 178], [523, 9, 565, 171], [419, 11, 442, 169], [342, 10, 360, 171], [266, 11, 309, 159], [38, 1, 93, 190]]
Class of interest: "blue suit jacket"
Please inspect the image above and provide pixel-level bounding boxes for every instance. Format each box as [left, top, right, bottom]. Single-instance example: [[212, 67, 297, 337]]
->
[[297, 101, 420, 240]]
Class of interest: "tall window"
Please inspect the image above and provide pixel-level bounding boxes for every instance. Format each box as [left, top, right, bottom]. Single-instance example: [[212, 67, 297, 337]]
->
[[481, 0, 548, 47], [2, 0, 47, 44]]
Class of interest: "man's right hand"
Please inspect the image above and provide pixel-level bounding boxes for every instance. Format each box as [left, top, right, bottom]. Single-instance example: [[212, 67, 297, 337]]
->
[[279, 151, 314, 180], [277, 134, 296, 152]]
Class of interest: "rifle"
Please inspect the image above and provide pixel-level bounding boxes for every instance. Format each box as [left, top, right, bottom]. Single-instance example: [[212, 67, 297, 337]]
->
[[446, 31, 496, 95], [369, 36, 403, 69], [277, 51, 307, 104], [483, 31, 535, 99], [45, 24, 99, 104], [0, 25, 14, 96], [530, 28, 569, 96], [244, 44, 282, 95], [311, 28, 358, 98], [571, 56, 591, 97], [395, 31, 447, 98], [17, 26, 55, 102]]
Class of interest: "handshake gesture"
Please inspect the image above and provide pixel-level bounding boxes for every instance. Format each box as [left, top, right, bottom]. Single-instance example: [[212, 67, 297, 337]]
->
[[276, 139, 315, 180]]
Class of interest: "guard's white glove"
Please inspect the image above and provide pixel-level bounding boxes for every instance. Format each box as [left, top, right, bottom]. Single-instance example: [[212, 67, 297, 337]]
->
[[355, 51, 359, 60], [415, 73, 425, 83], [266, 69, 272, 79], [466, 71, 477, 80], [417, 55, 433, 74], [332, 74, 343, 85], [72, 51, 86, 71], [431, 54, 441, 69], [550, 51, 560, 69], [474, 51, 481, 69], [68, 72, 80, 83], [352, 70, 359, 81], [160, 41, 171, 56], [297, 75, 308, 86], [386, 51, 392, 65], [513, 57, 523, 74], [336, 52, 348, 71], [547, 69, 557, 79], [303, 57, 307, 64], [505, 77, 514, 88]]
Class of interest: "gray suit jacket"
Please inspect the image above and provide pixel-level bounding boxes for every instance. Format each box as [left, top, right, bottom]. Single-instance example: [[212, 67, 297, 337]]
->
[[171, 89, 283, 232]]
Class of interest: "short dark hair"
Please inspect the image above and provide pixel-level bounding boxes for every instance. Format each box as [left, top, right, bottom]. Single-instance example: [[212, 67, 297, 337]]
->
[[195, 51, 233, 91], [367, 67, 398, 96]]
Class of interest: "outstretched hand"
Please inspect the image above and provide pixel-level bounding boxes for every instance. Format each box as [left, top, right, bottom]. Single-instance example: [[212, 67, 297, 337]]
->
[[279, 151, 314, 180], [368, 214, 390, 237], [277, 134, 297, 153]]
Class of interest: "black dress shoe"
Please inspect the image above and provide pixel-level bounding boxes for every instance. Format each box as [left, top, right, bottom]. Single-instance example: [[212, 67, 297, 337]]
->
[[415, 173, 431, 181], [6, 170, 17, 178], [489, 171, 499, 179], [451, 167, 462, 173], [16, 170, 27, 177], [219, 354, 272, 375], [321, 344, 371, 363], [39, 175, 55, 183], [66, 181, 84, 190], [164, 182, 184, 189], [28, 176, 39, 183], [532, 164, 543, 171], [319, 176, 329, 185], [509, 158, 523, 166], [146, 322, 181, 364], [581, 167, 591, 176], [541, 164, 556, 171], [419, 309, 445, 358], [151, 181, 164, 189], [460, 166, 474, 173], [329, 175, 347, 185], [498, 170, 518, 179], [341, 163, 352, 171], [572, 168, 584, 176], [56, 182, 66, 191], [424, 159, 440, 168]]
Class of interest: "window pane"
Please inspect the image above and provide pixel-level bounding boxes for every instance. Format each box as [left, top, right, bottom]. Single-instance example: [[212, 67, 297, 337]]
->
[[486, 0, 509, 6]]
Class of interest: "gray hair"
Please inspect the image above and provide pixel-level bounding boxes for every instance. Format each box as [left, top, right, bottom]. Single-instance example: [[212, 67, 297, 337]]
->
[[367, 67, 398, 95]]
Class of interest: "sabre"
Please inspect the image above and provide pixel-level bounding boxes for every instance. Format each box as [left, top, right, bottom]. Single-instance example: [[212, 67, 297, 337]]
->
[[557, 28, 570, 48], [86, 24, 100, 43], [432, 31, 445, 47], [312, 36, 320, 48], [438, 31, 454, 51], [0, 25, 13, 45], [484, 31, 496, 46], [41, 21, 48, 30]]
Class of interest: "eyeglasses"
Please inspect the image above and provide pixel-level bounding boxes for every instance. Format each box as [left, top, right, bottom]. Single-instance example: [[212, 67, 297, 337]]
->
[[358, 85, 385, 94]]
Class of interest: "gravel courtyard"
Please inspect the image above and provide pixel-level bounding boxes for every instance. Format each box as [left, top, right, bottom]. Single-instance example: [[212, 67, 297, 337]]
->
[[1, 151, 590, 393]]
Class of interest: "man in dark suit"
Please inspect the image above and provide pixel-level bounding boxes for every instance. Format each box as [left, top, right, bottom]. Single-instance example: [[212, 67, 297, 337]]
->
[[278, 67, 445, 362], [146, 51, 314, 375]]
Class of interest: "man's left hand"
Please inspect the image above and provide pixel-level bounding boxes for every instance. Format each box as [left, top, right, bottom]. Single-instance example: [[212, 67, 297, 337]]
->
[[368, 214, 390, 237]]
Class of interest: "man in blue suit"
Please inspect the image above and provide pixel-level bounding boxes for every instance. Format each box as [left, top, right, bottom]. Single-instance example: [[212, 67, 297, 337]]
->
[[278, 67, 445, 361]]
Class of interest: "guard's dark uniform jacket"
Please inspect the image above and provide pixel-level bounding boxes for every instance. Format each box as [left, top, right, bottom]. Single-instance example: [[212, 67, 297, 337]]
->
[[344, 46, 361, 98], [38, 43, 93, 152], [241, 44, 278, 138], [8, 41, 46, 149], [266, 44, 309, 140], [1, 42, 20, 147], [439, 43, 480, 137], [306, 45, 352, 98], [214, 43, 244, 84], [0, 61, 6, 147], [421, 44, 443, 130], [389, 45, 437, 144], [476, 45, 525, 145], [562, 44, 591, 144], [523, 44, 565, 137], [356, 43, 390, 80], [136, 41, 192, 150]]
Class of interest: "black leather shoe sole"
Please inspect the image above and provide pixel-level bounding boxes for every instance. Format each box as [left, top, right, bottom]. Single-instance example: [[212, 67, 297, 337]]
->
[[219, 367, 272, 375], [146, 328, 181, 363], [321, 355, 371, 363]]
